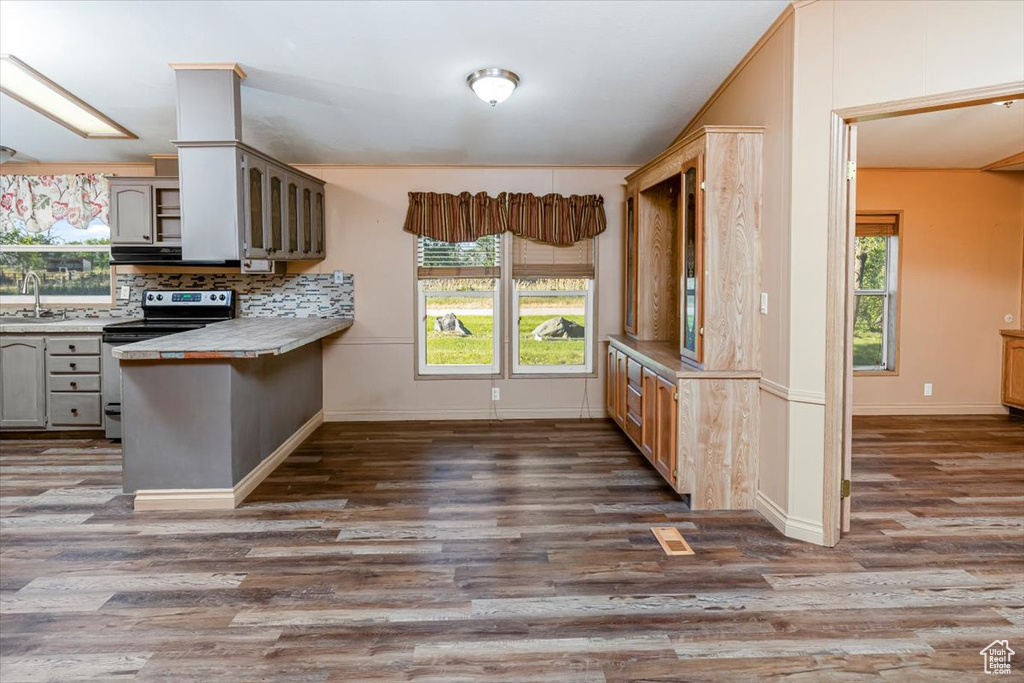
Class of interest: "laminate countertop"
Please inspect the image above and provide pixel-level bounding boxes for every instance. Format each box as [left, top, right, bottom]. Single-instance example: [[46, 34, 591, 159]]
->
[[0, 316, 130, 334], [607, 334, 761, 380], [1000, 329, 1024, 339], [113, 317, 353, 360]]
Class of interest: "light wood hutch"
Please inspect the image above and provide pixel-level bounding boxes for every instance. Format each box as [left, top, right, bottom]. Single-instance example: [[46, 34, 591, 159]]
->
[[609, 126, 763, 510]]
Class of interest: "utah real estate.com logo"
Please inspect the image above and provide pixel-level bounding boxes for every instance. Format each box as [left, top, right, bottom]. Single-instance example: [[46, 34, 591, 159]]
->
[[980, 640, 1015, 675]]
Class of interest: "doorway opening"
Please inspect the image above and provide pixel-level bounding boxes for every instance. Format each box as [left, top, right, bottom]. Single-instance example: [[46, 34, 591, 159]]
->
[[823, 83, 1024, 545]]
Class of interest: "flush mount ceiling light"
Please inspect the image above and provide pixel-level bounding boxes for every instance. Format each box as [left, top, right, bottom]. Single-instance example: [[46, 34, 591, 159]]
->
[[466, 68, 519, 107], [0, 54, 136, 139]]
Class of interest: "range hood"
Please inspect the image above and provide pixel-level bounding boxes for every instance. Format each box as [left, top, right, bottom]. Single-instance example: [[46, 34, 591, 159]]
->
[[172, 63, 248, 263]]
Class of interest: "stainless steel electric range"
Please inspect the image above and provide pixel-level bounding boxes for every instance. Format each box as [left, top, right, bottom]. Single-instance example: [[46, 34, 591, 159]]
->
[[102, 289, 236, 439]]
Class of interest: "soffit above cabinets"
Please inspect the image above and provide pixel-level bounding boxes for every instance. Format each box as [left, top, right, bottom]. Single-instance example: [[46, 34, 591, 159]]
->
[[0, 0, 787, 165]]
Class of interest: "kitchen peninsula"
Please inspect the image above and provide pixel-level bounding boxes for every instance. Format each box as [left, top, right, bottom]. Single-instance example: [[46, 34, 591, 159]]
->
[[113, 317, 352, 510]]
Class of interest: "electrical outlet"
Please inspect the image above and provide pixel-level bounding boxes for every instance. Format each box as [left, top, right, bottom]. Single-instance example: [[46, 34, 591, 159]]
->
[[333, 269, 346, 285], [118, 285, 131, 300], [924, 383, 933, 397], [491, 387, 500, 401], [760, 292, 769, 315]]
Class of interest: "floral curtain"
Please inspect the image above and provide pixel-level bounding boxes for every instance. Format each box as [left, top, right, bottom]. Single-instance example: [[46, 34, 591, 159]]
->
[[403, 191, 605, 246], [0, 174, 109, 234]]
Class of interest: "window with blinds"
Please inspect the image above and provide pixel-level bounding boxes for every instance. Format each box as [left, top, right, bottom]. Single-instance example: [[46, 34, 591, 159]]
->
[[416, 235, 501, 376], [854, 212, 900, 372], [511, 235, 594, 278]]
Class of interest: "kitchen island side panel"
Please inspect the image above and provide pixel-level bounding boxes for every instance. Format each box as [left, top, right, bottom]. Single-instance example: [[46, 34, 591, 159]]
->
[[229, 340, 323, 486], [121, 360, 235, 492]]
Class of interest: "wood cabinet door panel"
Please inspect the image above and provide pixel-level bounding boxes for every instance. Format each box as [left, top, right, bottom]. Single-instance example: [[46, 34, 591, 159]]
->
[[1004, 337, 1024, 408], [606, 346, 618, 420], [243, 155, 269, 259], [110, 185, 154, 245], [615, 352, 628, 426], [653, 375, 677, 485], [1, 337, 47, 429]]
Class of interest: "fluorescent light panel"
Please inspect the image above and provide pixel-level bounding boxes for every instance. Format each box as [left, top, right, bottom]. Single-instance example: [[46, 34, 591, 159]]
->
[[0, 54, 136, 139]]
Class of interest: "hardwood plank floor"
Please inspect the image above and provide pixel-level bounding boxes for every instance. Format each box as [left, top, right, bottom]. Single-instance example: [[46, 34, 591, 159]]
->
[[1, 415, 1021, 681]]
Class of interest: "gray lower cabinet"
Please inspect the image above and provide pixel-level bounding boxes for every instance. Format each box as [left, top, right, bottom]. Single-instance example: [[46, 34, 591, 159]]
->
[[0, 333, 105, 431], [0, 336, 47, 429]]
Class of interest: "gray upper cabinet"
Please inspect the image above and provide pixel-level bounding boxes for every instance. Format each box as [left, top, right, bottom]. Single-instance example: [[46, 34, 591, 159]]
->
[[239, 149, 325, 262], [243, 153, 269, 259], [0, 336, 47, 429], [109, 183, 154, 244]]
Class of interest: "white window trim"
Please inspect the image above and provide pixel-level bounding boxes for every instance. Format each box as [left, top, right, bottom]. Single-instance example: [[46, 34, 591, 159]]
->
[[417, 280, 501, 376], [512, 279, 594, 375], [853, 234, 898, 372]]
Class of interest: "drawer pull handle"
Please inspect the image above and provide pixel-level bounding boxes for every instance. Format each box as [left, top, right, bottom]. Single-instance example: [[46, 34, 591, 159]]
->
[[71, 408, 78, 415], [69, 345, 76, 350], [70, 382, 78, 388], [69, 363, 77, 369]]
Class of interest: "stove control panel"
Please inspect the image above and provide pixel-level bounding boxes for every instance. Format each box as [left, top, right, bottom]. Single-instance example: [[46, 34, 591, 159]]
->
[[142, 290, 234, 307]]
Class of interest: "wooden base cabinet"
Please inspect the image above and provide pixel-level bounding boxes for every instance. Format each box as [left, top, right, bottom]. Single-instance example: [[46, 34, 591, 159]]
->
[[1001, 330, 1024, 410], [607, 336, 757, 510]]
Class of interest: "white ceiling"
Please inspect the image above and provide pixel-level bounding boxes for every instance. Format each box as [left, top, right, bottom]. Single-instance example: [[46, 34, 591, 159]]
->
[[858, 101, 1024, 169], [0, 0, 787, 166]]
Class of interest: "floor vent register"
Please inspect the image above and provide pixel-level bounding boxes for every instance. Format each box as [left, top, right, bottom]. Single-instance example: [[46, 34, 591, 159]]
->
[[651, 527, 695, 556]]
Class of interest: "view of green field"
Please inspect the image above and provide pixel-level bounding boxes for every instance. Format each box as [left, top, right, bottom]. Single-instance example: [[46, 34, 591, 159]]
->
[[424, 312, 586, 366]]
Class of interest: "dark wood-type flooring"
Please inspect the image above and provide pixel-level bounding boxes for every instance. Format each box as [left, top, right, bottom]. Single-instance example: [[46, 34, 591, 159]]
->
[[1, 416, 1022, 681]]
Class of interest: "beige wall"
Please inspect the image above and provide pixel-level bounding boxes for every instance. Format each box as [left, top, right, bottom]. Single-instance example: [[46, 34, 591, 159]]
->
[[293, 166, 631, 420], [854, 169, 1024, 414], [680, 0, 1024, 544]]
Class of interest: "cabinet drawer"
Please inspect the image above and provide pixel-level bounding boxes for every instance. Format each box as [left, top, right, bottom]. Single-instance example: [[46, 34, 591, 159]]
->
[[627, 358, 643, 389], [48, 393, 102, 426], [49, 374, 101, 393], [48, 337, 100, 356], [626, 385, 642, 419], [48, 356, 100, 374], [625, 413, 642, 445]]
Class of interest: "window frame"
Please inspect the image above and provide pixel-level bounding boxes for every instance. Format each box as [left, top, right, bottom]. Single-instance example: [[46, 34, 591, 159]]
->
[[0, 242, 114, 307], [413, 232, 600, 380], [416, 277, 502, 378], [511, 277, 595, 376], [853, 211, 901, 375]]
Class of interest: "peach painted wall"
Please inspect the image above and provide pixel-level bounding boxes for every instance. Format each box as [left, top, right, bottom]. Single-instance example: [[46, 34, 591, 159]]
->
[[293, 166, 632, 421], [854, 170, 1024, 414]]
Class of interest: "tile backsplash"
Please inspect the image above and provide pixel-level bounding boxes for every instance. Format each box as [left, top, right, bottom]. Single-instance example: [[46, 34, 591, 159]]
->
[[2, 272, 354, 320]]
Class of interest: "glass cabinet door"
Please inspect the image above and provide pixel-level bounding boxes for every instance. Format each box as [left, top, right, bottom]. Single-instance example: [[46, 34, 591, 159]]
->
[[268, 170, 284, 256], [314, 189, 325, 256], [244, 157, 267, 258], [624, 194, 638, 335], [286, 179, 299, 256], [680, 156, 703, 362], [302, 186, 313, 256]]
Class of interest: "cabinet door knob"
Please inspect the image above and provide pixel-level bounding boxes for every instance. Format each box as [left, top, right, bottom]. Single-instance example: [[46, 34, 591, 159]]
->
[[70, 382, 77, 388], [143, 235, 151, 240], [71, 408, 78, 415], [69, 363, 77, 369], [69, 345, 76, 350]]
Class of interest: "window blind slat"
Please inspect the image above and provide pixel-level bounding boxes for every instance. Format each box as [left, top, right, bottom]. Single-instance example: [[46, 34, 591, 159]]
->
[[511, 235, 594, 278], [417, 235, 501, 277], [856, 213, 899, 237]]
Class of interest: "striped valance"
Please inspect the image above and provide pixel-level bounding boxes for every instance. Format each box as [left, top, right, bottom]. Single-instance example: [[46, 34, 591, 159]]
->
[[403, 191, 606, 246], [403, 192, 507, 243]]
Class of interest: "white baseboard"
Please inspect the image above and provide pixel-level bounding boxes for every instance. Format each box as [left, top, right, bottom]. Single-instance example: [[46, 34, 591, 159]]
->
[[755, 490, 825, 546], [134, 410, 324, 511], [324, 407, 608, 421], [852, 403, 1007, 416]]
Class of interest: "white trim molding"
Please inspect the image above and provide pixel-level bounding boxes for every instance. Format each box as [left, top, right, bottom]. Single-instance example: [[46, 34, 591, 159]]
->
[[759, 378, 826, 406], [133, 410, 324, 511], [325, 407, 608, 422], [852, 403, 1007, 416], [755, 491, 825, 546]]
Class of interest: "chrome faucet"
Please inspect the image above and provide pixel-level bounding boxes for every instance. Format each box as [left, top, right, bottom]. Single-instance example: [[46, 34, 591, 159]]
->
[[20, 270, 43, 318]]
